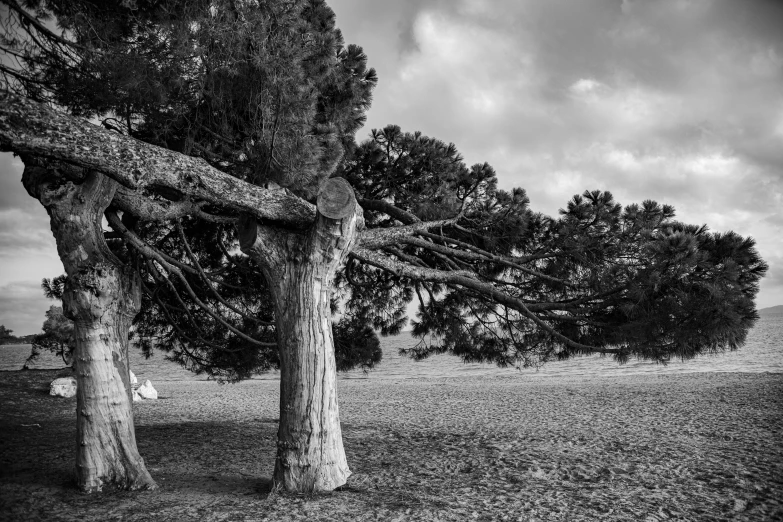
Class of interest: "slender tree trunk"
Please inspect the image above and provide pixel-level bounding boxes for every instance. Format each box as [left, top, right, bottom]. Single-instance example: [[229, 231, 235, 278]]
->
[[22, 160, 156, 492], [241, 178, 363, 493]]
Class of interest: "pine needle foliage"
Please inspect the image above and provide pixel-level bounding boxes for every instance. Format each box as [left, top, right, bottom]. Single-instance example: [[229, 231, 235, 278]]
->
[[2, 0, 380, 380], [2, 0, 376, 197], [1, 1, 768, 377], [339, 127, 767, 368]]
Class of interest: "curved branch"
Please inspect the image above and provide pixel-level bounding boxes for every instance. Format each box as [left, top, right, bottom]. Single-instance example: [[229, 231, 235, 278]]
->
[[3, 0, 86, 51], [0, 93, 316, 228], [106, 210, 275, 347], [358, 198, 419, 224], [351, 247, 620, 354], [145, 259, 211, 342], [114, 187, 237, 224], [175, 221, 272, 326], [401, 235, 575, 287], [143, 280, 238, 354]]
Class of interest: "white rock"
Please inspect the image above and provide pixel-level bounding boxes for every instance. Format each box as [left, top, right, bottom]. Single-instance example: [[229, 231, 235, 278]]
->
[[132, 390, 143, 402], [50, 376, 77, 398], [137, 379, 158, 400], [129, 370, 138, 386]]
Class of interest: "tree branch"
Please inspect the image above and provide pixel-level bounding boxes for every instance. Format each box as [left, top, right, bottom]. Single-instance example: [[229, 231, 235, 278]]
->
[[106, 210, 275, 347], [401, 235, 576, 287], [358, 198, 419, 224], [114, 187, 207, 222], [3, 0, 86, 51], [0, 93, 317, 228], [351, 247, 620, 354], [175, 221, 272, 326], [359, 217, 459, 249]]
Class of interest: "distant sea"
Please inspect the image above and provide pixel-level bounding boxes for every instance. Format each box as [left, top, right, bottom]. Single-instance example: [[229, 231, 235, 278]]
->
[[2, 315, 781, 383]]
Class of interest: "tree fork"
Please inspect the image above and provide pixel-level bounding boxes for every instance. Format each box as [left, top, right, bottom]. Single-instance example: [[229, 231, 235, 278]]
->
[[22, 159, 156, 492], [240, 178, 363, 493]]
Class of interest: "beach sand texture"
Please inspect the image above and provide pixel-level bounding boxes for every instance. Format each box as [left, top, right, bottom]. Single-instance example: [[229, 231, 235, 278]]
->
[[0, 370, 781, 521]]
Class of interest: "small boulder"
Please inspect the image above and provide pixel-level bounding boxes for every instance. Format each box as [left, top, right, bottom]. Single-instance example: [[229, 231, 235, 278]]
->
[[132, 390, 143, 402], [137, 380, 158, 400], [50, 376, 77, 398], [129, 370, 138, 387]]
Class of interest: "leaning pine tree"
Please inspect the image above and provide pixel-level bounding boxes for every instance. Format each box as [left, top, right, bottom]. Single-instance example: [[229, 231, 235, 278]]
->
[[23, 275, 75, 368], [0, 0, 767, 494]]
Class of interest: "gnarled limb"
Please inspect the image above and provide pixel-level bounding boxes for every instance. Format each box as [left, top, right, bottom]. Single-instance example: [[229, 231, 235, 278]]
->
[[0, 92, 316, 227], [113, 187, 234, 223]]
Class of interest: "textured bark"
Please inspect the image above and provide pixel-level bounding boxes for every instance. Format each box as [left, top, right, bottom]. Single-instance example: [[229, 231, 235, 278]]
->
[[0, 92, 316, 227], [22, 160, 156, 492], [241, 178, 363, 492]]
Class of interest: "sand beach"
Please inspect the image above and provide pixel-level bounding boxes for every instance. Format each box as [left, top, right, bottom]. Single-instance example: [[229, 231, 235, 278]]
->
[[0, 369, 781, 521]]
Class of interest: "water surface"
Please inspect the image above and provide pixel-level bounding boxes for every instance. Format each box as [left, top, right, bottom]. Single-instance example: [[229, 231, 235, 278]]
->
[[2, 315, 781, 382]]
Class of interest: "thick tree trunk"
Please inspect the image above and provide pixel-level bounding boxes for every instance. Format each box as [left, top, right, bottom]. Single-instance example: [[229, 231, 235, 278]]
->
[[66, 263, 154, 492], [22, 161, 156, 492], [241, 178, 363, 493]]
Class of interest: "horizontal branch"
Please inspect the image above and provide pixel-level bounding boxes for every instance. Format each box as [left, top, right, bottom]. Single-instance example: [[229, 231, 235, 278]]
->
[[358, 198, 419, 224], [417, 230, 554, 267], [359, 217, 458, 249], [113, 188, 203, 222], [400, 235, 575, 287], [351, 247, 618, 354], [352, 247, 475, 282], [113, 187, 237, 224], [0, 93, 316, 227]]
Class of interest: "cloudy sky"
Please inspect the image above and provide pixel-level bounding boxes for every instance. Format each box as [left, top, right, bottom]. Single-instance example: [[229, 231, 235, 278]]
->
[[1, 0, 781, 334]]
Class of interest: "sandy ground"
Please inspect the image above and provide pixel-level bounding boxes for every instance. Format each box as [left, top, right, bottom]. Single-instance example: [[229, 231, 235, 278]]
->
[[0, 370, 781, 521]]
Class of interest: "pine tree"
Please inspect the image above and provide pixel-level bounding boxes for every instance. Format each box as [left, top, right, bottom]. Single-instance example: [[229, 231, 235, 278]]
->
[[2, 0, 379, 492], [26, 304, 74, 367], [1, 0, 379, 379], [0, 325, 14, 344], [24, 275, 74, 369], [0, 0, 767, 495]]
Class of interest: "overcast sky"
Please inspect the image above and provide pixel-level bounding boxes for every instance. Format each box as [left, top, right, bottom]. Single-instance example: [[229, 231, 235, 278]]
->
[[1, 0, 781, 334]]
